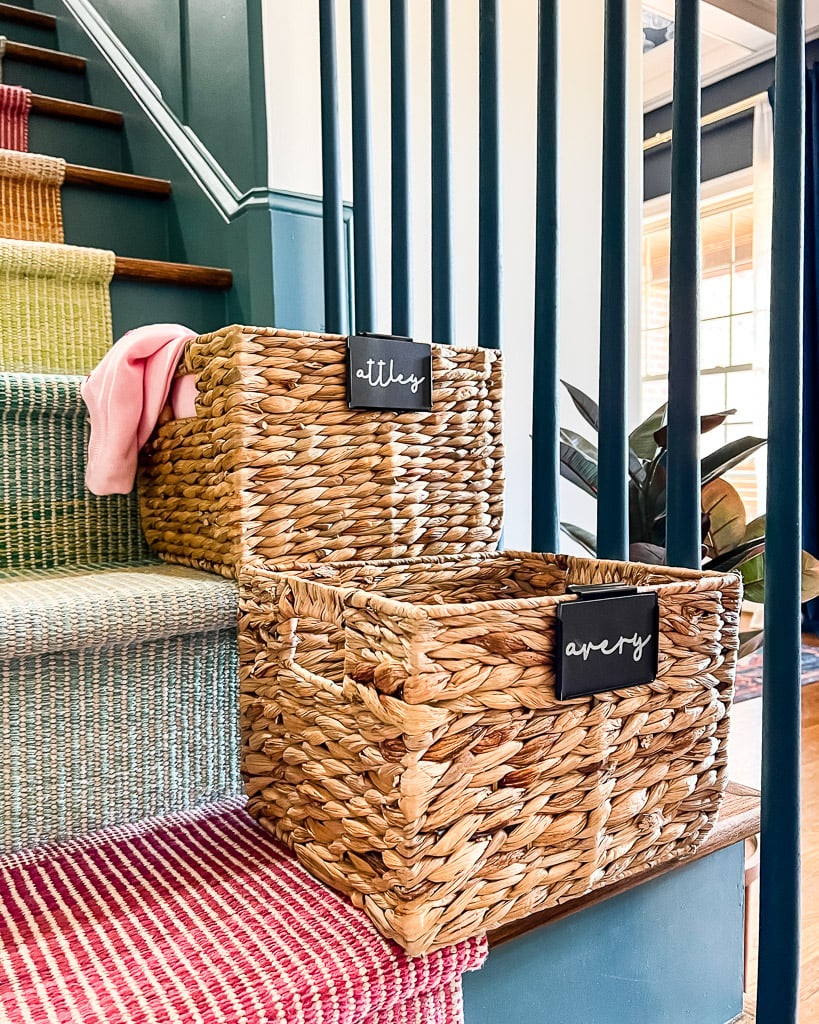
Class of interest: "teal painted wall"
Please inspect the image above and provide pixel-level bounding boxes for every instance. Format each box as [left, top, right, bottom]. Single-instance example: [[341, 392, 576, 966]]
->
[[82, 0, 263, 191], [37, 0, 352, 329], [463, 843, 745, 1024]]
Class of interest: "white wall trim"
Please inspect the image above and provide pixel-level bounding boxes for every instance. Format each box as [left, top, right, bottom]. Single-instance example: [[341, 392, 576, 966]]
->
[[644, 25, 819, 114], [61, 0, 270, 222], [642, 166, 754, 222]]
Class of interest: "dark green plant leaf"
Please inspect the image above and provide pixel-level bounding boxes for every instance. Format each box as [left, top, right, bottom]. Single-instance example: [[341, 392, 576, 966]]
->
[[652, 409, 736, 450], [629, 542, 666, 565], [744, 515, 766, 542], [738, 629, 765, 660], [645, 459, 668, 542], [629, 403, 667, 460], [561, 381, 599, 432], [701, 436, 767, 487], [701, 478, 747, 556], [704, 538, 765, 573], [629, 485, 648, 543], [560, 522, 597, 555], [560, 442, 598, 497], [560, 427, 599, 462], [740, 551, 765, 603]]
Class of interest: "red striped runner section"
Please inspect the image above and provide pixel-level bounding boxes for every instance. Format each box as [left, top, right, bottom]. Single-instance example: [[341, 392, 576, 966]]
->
[[0, 85, 32, 151], [0, 799, 486, 1024]]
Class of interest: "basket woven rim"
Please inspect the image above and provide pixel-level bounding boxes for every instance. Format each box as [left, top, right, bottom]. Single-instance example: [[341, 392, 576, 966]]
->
[[240, 549, 742, 622]]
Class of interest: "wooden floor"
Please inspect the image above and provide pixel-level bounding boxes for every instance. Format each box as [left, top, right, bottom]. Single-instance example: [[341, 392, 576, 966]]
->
[[745, 672, 819, 1022]]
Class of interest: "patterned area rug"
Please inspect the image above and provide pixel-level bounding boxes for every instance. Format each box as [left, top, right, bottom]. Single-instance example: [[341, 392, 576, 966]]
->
[[0, 84, 31, 152], [734, 643, 819, 703], [0, 149, 66, 243], [0, 799, 487, 1024]]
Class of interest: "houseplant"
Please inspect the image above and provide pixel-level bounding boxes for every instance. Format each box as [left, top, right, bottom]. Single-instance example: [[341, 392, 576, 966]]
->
[[559, 381, 819, 658]]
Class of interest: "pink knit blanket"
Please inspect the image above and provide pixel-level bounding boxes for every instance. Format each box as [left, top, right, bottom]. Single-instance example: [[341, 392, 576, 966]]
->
[[0, 799, 487, 1024], [0, 84, 31, 151]]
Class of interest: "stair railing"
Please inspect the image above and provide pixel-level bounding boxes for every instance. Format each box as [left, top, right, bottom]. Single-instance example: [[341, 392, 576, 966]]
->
[[317, 2, 806, 1019]]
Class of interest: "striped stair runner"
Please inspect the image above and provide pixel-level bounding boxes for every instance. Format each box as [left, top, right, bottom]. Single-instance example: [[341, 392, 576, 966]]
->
[[0, 148, 65, 242], [0, 373, 150, 571], [0, 238, 114, 374], [0, 82, 30, 151], [0, 799, 487, 1023], [0, 562, 241, 853]]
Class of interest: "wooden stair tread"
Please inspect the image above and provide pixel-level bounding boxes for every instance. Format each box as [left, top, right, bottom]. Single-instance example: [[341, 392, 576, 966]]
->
[[487, 780, 760, 948], [4, 39, 85, 73], [114, 256, 232, 289], [0, 3, 55, 29], [30, 93, 123, 127], [64, 163, 171, 197]]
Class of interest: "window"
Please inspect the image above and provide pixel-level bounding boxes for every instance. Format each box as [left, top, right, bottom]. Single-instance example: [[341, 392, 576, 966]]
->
[[641, 179, 764, 518]]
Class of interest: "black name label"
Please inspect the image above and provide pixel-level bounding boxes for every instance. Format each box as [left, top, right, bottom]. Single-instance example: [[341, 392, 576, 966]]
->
[[347, 334, 432, 411], [555, 591, 659, 699]]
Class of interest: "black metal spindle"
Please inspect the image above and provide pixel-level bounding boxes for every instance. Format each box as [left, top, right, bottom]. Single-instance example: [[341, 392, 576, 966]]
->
[[431, 0, 453, 344], [597, 0, 629, 560], [531, 0, 559, 552], [350, 0, 376, 332], [757, 0, 805, 1018], [666, 0, 701, 569], [479, 0, 501, 350], [318, 0, 345, 334], [390, 0, 412, 336]]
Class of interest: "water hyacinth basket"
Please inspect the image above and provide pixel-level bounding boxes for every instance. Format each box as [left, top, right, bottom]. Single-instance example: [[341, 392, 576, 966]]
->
[[138, 325, 504, 578], [238, 550, 742, 955]]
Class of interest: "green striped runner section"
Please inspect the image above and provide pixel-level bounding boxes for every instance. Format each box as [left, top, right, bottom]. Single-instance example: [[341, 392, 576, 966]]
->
[[0, 372, 150, 570], [1, 562, 241, 852]]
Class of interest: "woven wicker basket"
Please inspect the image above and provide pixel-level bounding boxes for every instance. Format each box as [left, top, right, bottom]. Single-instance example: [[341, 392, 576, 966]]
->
[[239, 550, 742, 955], [138, 325, 504, 578]]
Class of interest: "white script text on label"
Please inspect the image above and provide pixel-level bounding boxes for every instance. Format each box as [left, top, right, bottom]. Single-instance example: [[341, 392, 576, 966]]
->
[[565, 633, 652, 663], [356, 358, 426, 394]]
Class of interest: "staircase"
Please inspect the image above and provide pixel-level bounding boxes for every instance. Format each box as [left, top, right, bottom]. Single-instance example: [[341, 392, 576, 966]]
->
[[0, 2, 242, 856], [0, 16, 492, 1021]]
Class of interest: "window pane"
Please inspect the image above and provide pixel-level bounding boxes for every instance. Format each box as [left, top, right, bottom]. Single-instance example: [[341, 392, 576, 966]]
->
[[701, 209, 734, 318], [644, 229, 670, 285], [643, 327, 668, 376], [733, 205, 753, 270], [702, 422, 728, 456], [725, 420, 754, 441], [732, 268, 754, 315], [644, 284, 669, 330], [731, 312, 755, 365], [701, 273, 731, 319], [726, 456, 761, 521], [727, 369, 755, 417], [701, 372, 726, 413], [640, 186, 763, 507], [642, 378, 668, 416], [701, 317, 731, 370]]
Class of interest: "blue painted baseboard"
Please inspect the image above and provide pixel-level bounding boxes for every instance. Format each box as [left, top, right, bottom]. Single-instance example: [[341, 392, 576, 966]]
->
[[463, 843, 745, 1024]]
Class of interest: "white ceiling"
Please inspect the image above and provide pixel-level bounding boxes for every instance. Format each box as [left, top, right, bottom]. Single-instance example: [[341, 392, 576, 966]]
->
[[643, 0, 819, 111]]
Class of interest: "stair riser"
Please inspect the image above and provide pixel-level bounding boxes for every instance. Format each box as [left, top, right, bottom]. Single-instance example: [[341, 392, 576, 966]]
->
[[111, 277, 229, 337], [63, 184, 170, 260], [2, 57, 88, 103], [2, 626, 241, 853], [0, 375, 149, 569], [0, 16, 56, 46], [29, 110, 124, 170]]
